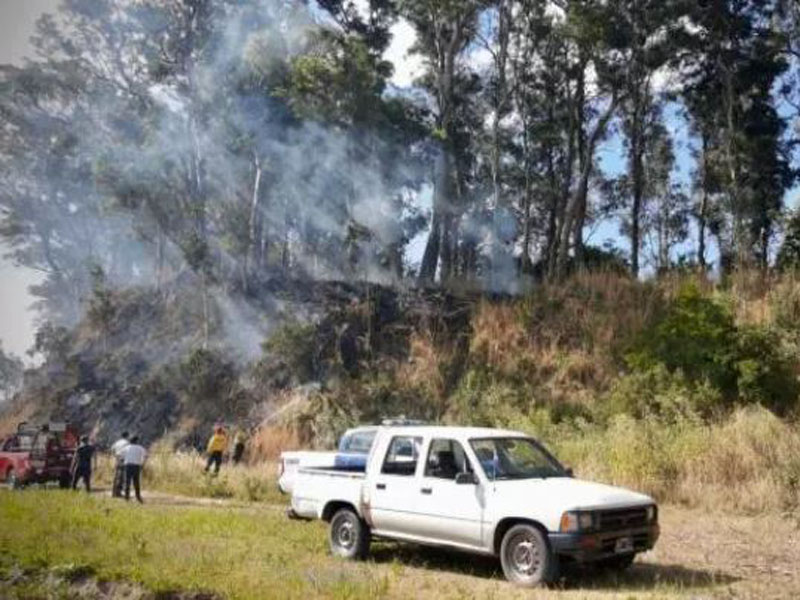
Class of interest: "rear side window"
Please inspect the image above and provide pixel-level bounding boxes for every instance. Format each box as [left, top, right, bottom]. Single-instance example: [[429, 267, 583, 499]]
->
[[381, 436, 422, 476], [339, 431, 376, 454], [424, 439, 473, 480]]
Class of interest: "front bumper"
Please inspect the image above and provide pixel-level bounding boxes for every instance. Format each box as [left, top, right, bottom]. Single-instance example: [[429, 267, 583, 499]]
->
[[549, 523, 660, 562]]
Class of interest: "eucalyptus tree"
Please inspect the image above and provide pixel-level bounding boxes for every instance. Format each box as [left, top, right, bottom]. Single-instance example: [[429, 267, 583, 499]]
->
[[678, 0, 794, 270], [401, 0, 487, 284]]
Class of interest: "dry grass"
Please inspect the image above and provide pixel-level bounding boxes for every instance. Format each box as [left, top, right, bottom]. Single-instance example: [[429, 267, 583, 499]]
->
[[549, 406, 800, 514], [249, 425, 302, 461]]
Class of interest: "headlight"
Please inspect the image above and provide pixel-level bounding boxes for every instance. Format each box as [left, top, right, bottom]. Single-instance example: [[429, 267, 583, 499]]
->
[[559, 511, 594, 532], [646, 505, 658, 523]]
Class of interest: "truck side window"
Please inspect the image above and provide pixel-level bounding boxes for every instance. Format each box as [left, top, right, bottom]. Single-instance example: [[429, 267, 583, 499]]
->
[[381, 436, 422, 476], [425, 439, 473, 480]]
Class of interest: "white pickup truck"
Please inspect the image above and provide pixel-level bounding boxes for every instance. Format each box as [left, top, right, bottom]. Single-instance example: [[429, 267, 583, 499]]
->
[[290, 425, 659, 587]]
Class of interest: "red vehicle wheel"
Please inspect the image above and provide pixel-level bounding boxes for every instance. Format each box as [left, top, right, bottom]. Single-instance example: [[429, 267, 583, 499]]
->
[[6, 468, 21, 490]]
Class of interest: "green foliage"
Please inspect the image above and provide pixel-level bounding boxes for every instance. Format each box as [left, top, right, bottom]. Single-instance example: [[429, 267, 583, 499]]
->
[[734, 325, 798, 414], [449, 368, 532, 427], [30, 323, 72, 365], [177, 348, 237, 414], [259, 321, 318, 386], [629, 283, 799, 414], [628, 283, 737, 395], [777, 210, 800, 272], [0, 344, 24, 402], [86, 266, 116, 349], [604, 364, 719, 420]]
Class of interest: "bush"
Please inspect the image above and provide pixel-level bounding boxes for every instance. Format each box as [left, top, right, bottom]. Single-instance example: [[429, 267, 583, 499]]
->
[[628, 283, 738, 397], [178, 348, 238, 415], [257, 321, 317, 388], [629, 282, 799, 414], [603, 364, 720, 420], [734, 325, 799, 414]]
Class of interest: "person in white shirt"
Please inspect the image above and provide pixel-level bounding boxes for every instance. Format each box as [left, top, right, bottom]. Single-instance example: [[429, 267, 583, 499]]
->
[[123, 435, 147, 503], [110, 432, 129, 498]]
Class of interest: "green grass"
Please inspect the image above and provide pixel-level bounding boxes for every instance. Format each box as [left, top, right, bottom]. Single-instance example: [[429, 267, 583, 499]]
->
[[0, 490, 388, 600]]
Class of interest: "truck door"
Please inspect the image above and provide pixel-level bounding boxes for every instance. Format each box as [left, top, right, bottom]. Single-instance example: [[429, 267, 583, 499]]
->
[[368, 435, 427, 537], [414, 438, 485, 548]]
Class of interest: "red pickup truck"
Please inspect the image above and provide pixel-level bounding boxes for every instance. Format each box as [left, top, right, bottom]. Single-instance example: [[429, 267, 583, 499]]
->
[[0, 422, 79, 489]]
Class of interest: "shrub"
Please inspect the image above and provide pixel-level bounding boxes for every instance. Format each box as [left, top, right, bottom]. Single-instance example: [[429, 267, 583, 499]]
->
[[603, 364, 720, 420], [628, 283, 738, 397], [734, 325, 799, 414], [257, 321, 317, 387], [629, 282, 799, 414], [177, 347, 238, 416]]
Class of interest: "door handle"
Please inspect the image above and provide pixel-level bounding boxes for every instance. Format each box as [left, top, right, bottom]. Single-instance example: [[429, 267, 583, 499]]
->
[[420, 487, 432, 495], [376, 483, 386, 490]]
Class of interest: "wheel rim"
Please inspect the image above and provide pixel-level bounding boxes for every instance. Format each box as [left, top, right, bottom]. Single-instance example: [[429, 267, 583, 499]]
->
[[334, 515, 356, 551], [507, 532, 542, 577]]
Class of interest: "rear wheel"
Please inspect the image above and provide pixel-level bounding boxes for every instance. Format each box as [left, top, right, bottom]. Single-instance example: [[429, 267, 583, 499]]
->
[[500, 524, 558, 587], [329, 508, 370, 560], [6, 469, 20, 490], [59, 473, 71, 489]]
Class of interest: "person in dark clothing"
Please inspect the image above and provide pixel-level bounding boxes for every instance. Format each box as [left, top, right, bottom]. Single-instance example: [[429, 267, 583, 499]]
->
[[232, 429, 247, 465], [71, 435, 95, 492], [123, 435, 147, 503]]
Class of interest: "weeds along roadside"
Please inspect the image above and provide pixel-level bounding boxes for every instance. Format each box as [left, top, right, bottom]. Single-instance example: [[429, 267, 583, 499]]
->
[[90, 406, 800, 516]]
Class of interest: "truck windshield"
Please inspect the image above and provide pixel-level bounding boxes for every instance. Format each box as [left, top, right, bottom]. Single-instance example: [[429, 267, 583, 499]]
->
[[470, 438, 566, 480]]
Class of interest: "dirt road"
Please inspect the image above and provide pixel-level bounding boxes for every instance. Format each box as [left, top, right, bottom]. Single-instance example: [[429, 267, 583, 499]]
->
[[95, 488, 800, 599]]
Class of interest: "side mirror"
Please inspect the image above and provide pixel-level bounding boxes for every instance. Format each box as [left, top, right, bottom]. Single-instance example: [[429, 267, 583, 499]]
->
[[565, 467, 574, 478], [455, 472, 478, 485]]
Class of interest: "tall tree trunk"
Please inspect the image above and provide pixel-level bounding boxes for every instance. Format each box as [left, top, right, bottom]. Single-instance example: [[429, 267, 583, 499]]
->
[[556, 97, 619, 279], [248, 151, 264, 286], [572, 55, 588, 267], [419, 147, 450, 283], [697, 132, 709, 268]]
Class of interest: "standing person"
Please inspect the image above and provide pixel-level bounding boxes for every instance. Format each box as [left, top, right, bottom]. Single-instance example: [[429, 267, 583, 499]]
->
[[110, 431, 130, 498], [232, 428, 247, 465], [204, 426, 227, 474], [123, 435, 146, 503], [70, 435, 96, 492]]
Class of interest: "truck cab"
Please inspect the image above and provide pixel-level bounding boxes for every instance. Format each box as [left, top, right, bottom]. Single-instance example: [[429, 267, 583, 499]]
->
[[290, 425, 659, 587]]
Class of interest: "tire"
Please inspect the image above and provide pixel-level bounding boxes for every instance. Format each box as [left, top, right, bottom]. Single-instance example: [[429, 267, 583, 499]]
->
[[59, 474, 71, 489], [499, 524, 558, 587], [329, 508, 370, 560], [7, 469, 20, 490], [597, 553, 635, 571]]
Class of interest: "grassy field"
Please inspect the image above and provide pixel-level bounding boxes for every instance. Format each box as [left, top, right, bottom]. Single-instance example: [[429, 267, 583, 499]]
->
[[2, 489, 799, 599]]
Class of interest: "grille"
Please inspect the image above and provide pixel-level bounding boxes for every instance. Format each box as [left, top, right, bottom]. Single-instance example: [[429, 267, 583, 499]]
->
[[598, 507, 648, 531]]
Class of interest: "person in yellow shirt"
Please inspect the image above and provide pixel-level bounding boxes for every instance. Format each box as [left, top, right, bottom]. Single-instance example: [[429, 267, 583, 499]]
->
[[204, 426, 227, 474]]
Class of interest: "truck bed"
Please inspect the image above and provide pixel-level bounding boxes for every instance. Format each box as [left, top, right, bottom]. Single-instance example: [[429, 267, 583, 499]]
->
[[291, 465, 366, 520]]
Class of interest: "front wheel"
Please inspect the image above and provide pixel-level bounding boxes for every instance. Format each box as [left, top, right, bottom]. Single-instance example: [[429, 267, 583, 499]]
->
[[500, 524, 558, 587], [329, 508, 370, 560]]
